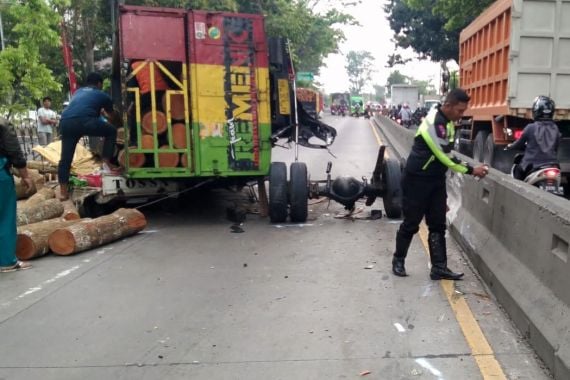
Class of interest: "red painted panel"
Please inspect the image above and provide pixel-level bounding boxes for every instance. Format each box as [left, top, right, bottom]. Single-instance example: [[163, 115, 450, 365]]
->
[[120, 6, 186, 62], [188, 11, 268, 67]]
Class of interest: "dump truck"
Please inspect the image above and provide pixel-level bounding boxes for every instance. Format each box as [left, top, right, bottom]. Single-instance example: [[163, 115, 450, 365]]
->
[[296, 87, 322, 119], [455, 0, 570, 186]]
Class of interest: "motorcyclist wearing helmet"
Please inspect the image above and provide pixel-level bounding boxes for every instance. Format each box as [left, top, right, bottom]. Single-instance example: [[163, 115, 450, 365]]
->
[[507, 96, 561, 180]]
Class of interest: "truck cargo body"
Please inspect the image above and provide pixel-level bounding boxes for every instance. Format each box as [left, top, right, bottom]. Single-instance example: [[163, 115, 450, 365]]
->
[[458, 0, 570, 179], [119, 6, 271, 179], [390, 85, 419, 111]]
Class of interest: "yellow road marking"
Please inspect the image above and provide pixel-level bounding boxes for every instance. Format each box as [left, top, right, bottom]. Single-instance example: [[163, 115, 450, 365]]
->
[[371, 120, 507, 380]]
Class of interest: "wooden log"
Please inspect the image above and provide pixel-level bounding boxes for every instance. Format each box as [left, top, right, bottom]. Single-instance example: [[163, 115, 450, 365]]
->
[[118, 148, 145, 168], [61, 200, 80, 220], [16, 218, 86, 260], [180, 153, 190, 168], [142, 111, 167, 135], [141, 134, 155, 150], [161, 93, 186, 120], [21, 187, 55, 209], [26, 161, 58, 174], [17, 198, 64, 226], [172, 123, 188, 148], [48, 208, 147, 255], [157, 145, 180, 167]]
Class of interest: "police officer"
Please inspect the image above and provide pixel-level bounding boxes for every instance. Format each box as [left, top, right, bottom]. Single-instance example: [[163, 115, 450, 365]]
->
[[507, 96, 561, 180], [392, 88, 488, 280]]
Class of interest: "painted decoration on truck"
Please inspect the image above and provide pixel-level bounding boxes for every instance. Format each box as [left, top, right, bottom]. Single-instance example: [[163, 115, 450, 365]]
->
[[189, 11, 271, 176]]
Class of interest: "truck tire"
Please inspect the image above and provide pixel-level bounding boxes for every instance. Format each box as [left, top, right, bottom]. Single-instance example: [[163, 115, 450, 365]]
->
[[382, 159, 402, 219], [289, 162, 308, 223], [473, 131, 489, 162], [484, 134, 514, 174], [269, 162, 288, 223], [454, 129, 472, 157]]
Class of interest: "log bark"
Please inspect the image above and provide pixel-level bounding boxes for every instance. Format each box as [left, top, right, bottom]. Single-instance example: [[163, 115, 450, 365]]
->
[[61, 200, 81, 220], [142, 111, 167, 135], [157, 145, 180, 167], [26, 161, 58, 174], [49, 208, 147, 255], [172, 123, 188, 148], [21, 187, 56, 209], [17, 198, 64, 226], [118, 148, 145, 168], [16, 218, 86, 260]]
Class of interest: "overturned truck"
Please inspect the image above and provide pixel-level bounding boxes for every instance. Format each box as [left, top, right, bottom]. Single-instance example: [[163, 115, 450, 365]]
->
[[83, 4, 401, 221]]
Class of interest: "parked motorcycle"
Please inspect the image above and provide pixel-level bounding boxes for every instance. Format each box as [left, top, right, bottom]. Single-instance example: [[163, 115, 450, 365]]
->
[[510, 153, 564, 196]]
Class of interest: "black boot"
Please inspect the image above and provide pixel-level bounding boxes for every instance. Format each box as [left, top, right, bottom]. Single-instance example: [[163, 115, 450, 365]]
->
[[428, 232, 464, 280], [392, 231, 412, 277]]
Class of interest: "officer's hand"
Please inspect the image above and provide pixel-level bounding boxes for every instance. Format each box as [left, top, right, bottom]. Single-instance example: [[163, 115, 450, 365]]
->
[[472, 165, 489, 178]]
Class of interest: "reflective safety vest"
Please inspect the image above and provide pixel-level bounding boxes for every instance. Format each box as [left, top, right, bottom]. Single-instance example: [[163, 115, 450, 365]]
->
[[415, 110, 469, 174]]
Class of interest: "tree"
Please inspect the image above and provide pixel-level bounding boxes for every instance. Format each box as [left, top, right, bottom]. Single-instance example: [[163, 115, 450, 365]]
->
[[410, 78, 436, 96], [385, 70, 408, 97], [373, 85, 386, 103], [385, 0, 493, 64], [0, 0, 62, 119], [406, 0, 494, 32], [345, 50, 375, 95]]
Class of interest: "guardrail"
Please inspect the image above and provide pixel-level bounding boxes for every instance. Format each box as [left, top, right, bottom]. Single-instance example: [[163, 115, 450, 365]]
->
[[373, 115, 570, 380]]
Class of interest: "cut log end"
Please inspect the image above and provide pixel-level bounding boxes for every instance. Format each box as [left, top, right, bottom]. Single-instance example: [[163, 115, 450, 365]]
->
[[48, 229, 76, 256], [118, 148, 146, 168], [15, 235, 36, 261], [142, 111, 167, 135], [158, 146, 180, 168]]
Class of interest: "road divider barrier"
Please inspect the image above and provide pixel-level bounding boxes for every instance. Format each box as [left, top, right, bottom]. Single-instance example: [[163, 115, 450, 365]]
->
[[374, 115, 570, 380]]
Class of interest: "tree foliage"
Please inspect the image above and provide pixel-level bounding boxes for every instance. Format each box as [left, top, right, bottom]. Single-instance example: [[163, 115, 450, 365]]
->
[[0, 0, 62, 118], [385, 0, 492, 64], [345, 50, 375, 95]]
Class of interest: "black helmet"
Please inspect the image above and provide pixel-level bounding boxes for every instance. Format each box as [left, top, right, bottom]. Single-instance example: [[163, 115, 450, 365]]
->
[[532, 96, 555, 120]]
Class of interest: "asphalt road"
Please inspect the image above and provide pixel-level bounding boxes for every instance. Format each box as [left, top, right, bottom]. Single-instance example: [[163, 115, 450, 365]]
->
[[0, 114, 552, 380]]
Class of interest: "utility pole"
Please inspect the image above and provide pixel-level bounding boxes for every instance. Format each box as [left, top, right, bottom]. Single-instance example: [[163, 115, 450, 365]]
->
[[0, 11, 5, 51]]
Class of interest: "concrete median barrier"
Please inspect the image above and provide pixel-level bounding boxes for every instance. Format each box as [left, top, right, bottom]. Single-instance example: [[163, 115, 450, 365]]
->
[[374, 115, 570, 380]]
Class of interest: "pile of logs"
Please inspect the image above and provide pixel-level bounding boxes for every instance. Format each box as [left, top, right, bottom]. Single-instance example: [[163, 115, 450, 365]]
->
[[15, 177, 146, 260], [117, 93, 190, 170]]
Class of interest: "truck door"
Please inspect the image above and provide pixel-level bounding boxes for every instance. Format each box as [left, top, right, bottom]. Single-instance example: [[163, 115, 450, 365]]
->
[[187, 11, 271, 176]]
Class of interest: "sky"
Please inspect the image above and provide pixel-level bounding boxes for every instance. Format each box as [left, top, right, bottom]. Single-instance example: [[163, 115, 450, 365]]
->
[[315, 0, 451, 95]]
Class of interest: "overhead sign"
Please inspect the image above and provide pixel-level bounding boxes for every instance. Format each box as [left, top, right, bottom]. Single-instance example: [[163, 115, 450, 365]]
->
[[296, 72, 314, 81]]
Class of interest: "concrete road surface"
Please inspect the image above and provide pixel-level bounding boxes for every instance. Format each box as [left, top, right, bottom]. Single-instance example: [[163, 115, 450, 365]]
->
[[0, 114, 551, 379]]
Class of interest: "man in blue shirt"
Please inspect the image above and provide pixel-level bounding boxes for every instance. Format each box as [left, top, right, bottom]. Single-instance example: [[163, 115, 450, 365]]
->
[[58, 72, 120, 200]]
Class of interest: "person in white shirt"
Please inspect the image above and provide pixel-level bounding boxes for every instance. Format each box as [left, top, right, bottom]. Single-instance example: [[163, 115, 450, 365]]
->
[[37, 96, 57, 146]]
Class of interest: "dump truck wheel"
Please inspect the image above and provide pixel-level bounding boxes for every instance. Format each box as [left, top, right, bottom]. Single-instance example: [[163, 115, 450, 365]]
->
[[472, 131, 489, 162], [484, 134, 514, 174], [289, 162, 308, 223], [383, 159, 402, 219], [269, 162, 288, 223]]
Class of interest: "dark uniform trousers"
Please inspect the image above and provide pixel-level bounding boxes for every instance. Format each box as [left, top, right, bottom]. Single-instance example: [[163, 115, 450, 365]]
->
[[395, 172, 447, 259]]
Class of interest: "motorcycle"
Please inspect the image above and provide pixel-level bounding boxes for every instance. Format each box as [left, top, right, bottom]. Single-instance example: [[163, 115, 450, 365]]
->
[[510, 153, 564, 196]]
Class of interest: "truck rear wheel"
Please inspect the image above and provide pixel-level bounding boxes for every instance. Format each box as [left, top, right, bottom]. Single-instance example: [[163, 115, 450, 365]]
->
[[484, 134, 514, 174], [289, 162, 309, 223], [473, 131, 489, 162], [382, 159, 402, 219], [269, 162, 288, 223]]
